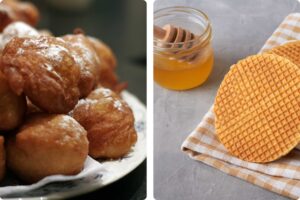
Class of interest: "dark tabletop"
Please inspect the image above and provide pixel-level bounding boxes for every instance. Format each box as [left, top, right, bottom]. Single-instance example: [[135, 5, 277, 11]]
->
[[28, 0, 146, 199]]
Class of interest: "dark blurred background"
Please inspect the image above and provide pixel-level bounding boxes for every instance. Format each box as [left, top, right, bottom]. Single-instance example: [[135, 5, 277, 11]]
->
[[28, 0, 146, 199], [31, 0, 146, 103]]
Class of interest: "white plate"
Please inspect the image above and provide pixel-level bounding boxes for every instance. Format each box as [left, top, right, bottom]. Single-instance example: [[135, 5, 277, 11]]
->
[[1, 91, 146, 200]]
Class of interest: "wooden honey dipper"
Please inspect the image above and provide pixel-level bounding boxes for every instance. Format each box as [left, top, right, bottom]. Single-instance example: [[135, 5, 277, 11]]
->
[[154, 24, 198, 61]]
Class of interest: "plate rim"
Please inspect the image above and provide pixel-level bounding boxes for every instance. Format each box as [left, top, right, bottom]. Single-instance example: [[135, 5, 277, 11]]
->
[[2, 91, 146, 200]]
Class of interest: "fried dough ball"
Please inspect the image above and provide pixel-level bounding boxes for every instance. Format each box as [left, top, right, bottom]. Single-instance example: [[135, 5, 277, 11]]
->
[[6, 114, 89, 183], [87, 36, 127, 93], [0, 21, 39, 51], [87, 85, 120, 100], [0, 71, 26, 130], [62, 34, 100, 97], [88, 37, 117, 70], [0, 136, 6, 182], [1, 36, 81, 113], [0, 0, 39, 31], [72, 87, 137, 159]]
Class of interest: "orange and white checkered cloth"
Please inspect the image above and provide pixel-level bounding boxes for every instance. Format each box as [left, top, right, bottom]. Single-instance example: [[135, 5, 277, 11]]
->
[[181, 13, 300, 200]]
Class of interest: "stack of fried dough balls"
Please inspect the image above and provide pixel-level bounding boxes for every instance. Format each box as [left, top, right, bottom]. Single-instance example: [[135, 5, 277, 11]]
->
[[0, 0, 137, 184]]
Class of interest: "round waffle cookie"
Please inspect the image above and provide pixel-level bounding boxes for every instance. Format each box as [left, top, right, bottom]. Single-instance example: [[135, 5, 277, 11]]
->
[[265, 40, 300, 68], [214, 54, 300, 163]]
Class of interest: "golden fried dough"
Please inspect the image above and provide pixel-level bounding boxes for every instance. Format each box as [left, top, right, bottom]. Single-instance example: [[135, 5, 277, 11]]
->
[[7, 114, 89, 183], [88, 36, 117, 70], [88, 85, 120, 100], [1, 36, 81, 113], [87, 36, 127, 93], [72, 87, 137, 159], [0, 21, 39, 51], [0, 71, 26, 130], [0, 0, 39, 31], [62, 34, 100, 97], [0, 136, 6, 182]]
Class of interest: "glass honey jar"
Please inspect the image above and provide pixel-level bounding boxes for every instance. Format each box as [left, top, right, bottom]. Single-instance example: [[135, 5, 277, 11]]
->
[[154, 7, 214, 90]]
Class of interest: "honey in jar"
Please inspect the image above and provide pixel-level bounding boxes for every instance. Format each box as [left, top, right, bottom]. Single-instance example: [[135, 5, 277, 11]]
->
[[154, 7, 214, 90]]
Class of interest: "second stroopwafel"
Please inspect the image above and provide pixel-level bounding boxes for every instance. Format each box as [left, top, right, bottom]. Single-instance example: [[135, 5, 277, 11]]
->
[[265, 40, 300, 68]]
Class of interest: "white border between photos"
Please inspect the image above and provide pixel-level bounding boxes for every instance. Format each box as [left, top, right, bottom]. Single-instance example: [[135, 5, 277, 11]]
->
[[145, 0, 154, 199]]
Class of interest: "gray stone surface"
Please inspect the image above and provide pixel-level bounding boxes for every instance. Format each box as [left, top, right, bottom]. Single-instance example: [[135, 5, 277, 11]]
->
[[154, 0, 300, 199]]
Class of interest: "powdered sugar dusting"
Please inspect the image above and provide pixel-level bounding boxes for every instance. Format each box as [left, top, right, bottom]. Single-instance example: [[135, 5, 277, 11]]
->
[[16, 48, 24, 55], [22, 37, 69, 63], [74, 99, 98, 110], [59, 115, 74, 129], [63, 36, 95, 69], [79, 98, 98, 105], [0, 22, 39, 50], [78, 48, 93, 63], [59, 115, 83, 141], [73, 46, 93, 68], [61, 135, 72, 143], [73, 55, 85, 68], [93, 87, 112, 97], [70, 98, 99, 119], [114, 100, 123, 111], [37, 44, 68, 63], [23, 37, 46, 47], [3, 22, 39, 38]]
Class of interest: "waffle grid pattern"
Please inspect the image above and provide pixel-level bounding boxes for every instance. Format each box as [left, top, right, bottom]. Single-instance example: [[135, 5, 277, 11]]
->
[[182, 13, 300, 199], [266, 41, 300, 68], [215, 54, 300, 163]]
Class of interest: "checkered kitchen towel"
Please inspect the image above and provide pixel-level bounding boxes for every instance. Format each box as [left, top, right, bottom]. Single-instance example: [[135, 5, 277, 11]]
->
[[181, 13, 300, 199]]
